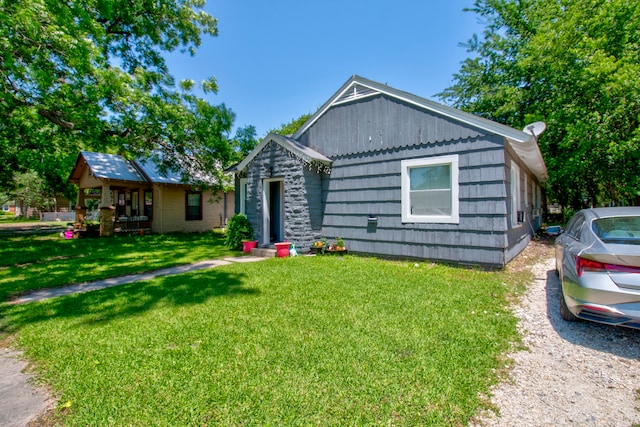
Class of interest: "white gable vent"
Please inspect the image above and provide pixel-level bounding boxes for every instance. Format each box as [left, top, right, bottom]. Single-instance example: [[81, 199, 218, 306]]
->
[[334, 83, 380, 105]]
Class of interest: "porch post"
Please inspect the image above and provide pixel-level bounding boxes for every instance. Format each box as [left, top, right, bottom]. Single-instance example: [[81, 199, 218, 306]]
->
[[75, 188, 87, 228], [99, 184, 114, 236]]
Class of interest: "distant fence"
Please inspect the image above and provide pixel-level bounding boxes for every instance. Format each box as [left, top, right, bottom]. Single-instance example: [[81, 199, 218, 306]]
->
[[40, 212, 76, 222]]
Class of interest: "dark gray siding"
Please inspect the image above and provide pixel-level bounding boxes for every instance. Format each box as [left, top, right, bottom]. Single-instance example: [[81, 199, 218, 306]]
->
[[319, 136, 511, 267], [298, 95, 520, 267], [235, 91, 543, 267], [504, 145, 540, 264], [297, 95, 484, 156], [242, 141, 324, 249]]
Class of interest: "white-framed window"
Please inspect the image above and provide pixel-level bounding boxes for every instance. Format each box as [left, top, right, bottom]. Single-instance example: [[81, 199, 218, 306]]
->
[[511, 160, 521, 227], [401, 155, 459, 224], [239, 178, 248, 215]]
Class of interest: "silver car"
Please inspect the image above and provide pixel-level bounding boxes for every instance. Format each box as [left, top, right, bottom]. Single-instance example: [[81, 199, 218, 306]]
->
[[555, 207, 640, 329]]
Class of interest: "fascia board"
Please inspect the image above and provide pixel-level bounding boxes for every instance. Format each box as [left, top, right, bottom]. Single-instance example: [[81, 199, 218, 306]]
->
[[236, 134, 331, 173]]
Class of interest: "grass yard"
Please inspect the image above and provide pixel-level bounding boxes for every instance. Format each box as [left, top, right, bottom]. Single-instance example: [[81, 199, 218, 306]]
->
[[0, 231, 239, 302], [1, 242, 531, 426]]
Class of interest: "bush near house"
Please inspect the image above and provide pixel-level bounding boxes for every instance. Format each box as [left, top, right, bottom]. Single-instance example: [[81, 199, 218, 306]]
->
[[224, 213, 254, 249]]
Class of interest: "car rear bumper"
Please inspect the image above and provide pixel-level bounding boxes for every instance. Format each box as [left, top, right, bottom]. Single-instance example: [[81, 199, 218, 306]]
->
[[563, 289, 640, 329]]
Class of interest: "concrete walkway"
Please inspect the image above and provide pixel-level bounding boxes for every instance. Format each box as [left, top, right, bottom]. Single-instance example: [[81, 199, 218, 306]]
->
[[1, 255, 267, 426], [11, 256, 266, 304]]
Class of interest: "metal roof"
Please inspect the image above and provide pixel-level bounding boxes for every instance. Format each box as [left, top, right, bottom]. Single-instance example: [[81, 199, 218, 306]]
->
[[135, 158, 184, 185], [69, 151, 189, 185], [79, 151, 147, 183]]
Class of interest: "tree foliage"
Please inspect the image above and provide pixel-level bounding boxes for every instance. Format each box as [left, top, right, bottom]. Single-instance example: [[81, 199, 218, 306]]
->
[[439, 0, 640, 209], [1, 0, 237, 194], [12, 170, 54, 216], [268, 113, 312, 137], [230, 125, 258, 161]]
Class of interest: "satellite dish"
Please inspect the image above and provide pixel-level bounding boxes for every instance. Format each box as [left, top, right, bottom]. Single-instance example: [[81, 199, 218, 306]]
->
[[523, 121, 546, 138]]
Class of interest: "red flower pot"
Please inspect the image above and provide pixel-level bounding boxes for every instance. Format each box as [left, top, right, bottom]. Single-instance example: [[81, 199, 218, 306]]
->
[[274, 242, 291, 258], [242, 240, 258, 253]]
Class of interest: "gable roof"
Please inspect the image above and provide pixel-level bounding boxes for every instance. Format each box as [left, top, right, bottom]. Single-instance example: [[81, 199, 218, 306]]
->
[[236, 133, 332, 173], [293, 75, 548, 181], [68, 151, 187, 185], [135, 158, 184, 185], [69, 151, 147, 183]]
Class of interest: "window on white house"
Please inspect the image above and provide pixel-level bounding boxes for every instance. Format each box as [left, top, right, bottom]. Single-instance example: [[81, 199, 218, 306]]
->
[[511, 161, 521, 227], [401, 155, 459, 224], [186, 192, 202, 221], [144, 190, 153, 219]]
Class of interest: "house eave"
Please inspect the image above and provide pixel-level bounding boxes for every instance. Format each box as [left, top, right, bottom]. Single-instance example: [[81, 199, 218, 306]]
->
[[236, 133, 332, 173], [506, 137, 548, 182]]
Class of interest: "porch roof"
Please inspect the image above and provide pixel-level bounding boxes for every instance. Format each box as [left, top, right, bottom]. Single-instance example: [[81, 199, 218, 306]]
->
[[69, 151, 147, 184], [69, 151, 192, 186], [236, 133, 332, 173]]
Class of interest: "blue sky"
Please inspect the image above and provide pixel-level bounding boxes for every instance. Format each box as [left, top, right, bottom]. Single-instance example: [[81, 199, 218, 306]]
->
[[166, 1, 484, 137]]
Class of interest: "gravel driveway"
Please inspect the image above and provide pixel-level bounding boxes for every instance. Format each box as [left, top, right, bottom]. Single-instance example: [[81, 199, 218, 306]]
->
[[473, 256, 640, 426]]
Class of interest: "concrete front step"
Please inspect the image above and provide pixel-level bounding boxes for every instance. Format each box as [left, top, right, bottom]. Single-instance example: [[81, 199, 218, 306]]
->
[[250, 247, 277, 257]]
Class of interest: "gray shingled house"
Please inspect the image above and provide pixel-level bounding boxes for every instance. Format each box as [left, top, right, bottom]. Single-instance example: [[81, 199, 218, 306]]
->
[[234, 75, 547, 267]]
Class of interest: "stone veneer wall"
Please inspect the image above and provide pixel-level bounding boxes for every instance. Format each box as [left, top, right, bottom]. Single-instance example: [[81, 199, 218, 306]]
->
[[244, 141, 325, 250]]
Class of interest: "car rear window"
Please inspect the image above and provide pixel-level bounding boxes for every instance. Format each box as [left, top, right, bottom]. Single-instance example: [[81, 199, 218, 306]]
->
[[593, 216, 640, 244]]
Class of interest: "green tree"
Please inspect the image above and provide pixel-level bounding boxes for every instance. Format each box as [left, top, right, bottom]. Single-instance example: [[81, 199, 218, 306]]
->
[[11, 170, 53, 217], [440, 0, 640, 209], [1, 0, 236, 193], [268, 113, 312, 137], [231, 125, 259, 161]]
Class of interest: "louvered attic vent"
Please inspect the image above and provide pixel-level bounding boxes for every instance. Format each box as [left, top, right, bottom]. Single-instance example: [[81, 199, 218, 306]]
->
[[334, 83, 380, 105]]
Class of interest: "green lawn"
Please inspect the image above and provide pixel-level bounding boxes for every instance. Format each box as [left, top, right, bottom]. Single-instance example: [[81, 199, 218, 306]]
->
[[0, 231, 239, 301], [1, 236, 529, 426]]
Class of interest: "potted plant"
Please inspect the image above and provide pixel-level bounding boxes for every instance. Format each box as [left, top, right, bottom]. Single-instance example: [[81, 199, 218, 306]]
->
[[225, 214, 256, 251], [274, 241, 292, 258], [336, 237, 345, 251], [312, 237, 328, 254]]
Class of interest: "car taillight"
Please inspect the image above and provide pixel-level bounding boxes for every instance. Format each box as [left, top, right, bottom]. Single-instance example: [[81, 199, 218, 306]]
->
[[576, 256, 640, 277]]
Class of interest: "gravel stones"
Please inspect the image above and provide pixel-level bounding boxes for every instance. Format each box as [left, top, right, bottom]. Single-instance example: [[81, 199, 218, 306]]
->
[[472, 257, 640, 426]]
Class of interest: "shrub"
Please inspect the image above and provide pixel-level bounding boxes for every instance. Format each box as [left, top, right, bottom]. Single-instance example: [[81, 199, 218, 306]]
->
[[225, 214, 254, 249]]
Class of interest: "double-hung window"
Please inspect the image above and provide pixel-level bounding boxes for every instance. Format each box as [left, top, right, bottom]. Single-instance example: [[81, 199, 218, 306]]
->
[[186, 192, 202, 221], [510, 161, 521, 227], [401, 155, 459, 224]]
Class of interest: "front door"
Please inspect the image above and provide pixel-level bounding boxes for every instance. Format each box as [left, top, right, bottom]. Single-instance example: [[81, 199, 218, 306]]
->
[[263, 179, 284, 245]]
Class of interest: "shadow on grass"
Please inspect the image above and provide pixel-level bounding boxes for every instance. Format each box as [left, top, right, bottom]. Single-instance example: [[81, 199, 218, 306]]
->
[[3, 268, 259, 332], [0, 231, 242, 301]]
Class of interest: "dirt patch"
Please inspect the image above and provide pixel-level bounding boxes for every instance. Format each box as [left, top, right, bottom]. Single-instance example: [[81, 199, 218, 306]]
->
[[506, 235, 556, 273]]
